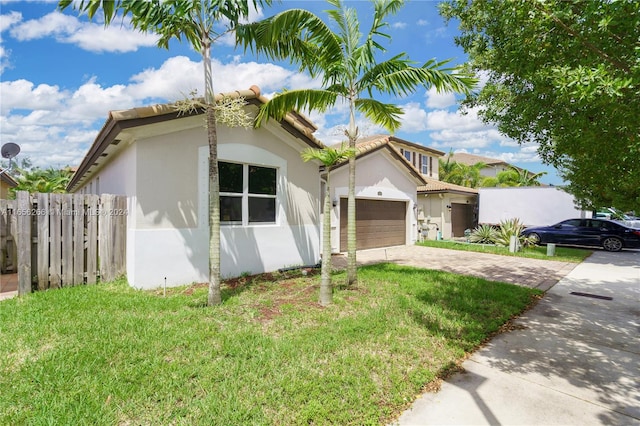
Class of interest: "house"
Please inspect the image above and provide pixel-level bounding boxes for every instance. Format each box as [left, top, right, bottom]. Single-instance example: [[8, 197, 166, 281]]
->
[[383, 136, 478, 240], [449, 152, 514, 178], [0, 169, 18, 199], [67, 86, 324, 289], [417, 180, 478, 239], [327, 135, 428, 252], [387, 135, 443, 180]]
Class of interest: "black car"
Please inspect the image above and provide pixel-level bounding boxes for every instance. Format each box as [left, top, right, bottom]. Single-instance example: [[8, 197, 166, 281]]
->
[[522, 218, 640, 252]]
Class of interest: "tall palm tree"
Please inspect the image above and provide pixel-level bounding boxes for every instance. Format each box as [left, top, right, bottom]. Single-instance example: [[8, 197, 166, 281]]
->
[[237, 0, 475, 285], [301, 144, 355, 306], [59, 0, 272, 306]]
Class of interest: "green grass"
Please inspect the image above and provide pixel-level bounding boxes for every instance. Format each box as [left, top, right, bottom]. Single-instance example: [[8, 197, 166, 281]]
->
[[417, 239, 592, 263], [1, 265, 541, 425]]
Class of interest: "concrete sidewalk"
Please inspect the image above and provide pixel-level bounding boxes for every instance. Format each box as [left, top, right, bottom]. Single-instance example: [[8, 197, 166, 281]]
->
[[394, 249, 640, 425]]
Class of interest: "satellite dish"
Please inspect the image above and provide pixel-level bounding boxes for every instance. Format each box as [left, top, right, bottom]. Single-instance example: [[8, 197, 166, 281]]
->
[[1, 143, 20, 159]]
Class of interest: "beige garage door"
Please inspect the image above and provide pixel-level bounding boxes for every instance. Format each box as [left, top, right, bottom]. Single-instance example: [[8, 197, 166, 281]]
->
[[339, 199, 406, 251]]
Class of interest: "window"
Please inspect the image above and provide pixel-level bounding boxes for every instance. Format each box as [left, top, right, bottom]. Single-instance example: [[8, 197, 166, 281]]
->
[[420, 154, 428, 175], [219, 161, 277, 224], [404, 150, 411, 161]]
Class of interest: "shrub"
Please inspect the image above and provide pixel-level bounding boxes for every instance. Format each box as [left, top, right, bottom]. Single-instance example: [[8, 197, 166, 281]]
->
[[469, 224, 498, 244], [493, 218, 526, 247]]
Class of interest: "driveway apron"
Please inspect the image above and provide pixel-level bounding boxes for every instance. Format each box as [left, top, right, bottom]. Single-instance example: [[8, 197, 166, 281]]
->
[[393, 249, 640, 426]]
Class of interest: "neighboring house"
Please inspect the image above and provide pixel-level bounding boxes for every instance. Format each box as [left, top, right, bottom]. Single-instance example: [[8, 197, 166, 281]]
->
[[68, 86, 324, 290], [417, 180, 478, 239], [386, 135, 443, 180], [449, 152, 513, 178], [0, 169, 18, 198], [327, 136, 428, 252]]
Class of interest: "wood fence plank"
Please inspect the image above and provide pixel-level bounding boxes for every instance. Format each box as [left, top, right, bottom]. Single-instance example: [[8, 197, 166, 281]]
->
[[61, 195, 73, 286], [86, 195, 98, 284], [49, 193, 62, 289], [16, 191, 32, 295], [37, 193, 50, 290], [0, 199, 7, 274], [99, 194, 114, 282], [9, 200, 17, 274], [73, 194, 85, 285]]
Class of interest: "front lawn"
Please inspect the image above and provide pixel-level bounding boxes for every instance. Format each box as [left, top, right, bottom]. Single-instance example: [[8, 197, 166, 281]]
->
[[417, 239, 592, 263], [1, 265, 540, 425]]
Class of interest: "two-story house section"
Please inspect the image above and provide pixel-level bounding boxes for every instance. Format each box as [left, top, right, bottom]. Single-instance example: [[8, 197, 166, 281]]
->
[[382, 136, 445, 181]]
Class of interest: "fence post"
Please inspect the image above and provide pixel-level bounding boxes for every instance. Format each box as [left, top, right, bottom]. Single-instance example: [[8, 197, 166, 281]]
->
[[16, 191, 32, 295], [36, 192, 49, 290]]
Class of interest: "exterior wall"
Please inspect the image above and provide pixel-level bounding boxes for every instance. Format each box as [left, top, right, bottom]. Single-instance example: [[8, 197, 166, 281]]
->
[[396, 146, 440, 180], [126, 122, 320, 289], [417, 193, 477, 240], [329, 151, 419, 252], [0, 181, 12, 198], [478, 186, 591, 227]]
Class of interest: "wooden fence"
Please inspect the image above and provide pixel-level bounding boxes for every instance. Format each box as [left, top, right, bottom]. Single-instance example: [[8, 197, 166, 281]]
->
[[0, 191, 127, 295]]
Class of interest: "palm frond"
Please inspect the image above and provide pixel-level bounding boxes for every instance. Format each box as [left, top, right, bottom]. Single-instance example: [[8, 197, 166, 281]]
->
[[354, 98, 403, 133], [255, 89, 340, 127], [301, 144, 355, 167]]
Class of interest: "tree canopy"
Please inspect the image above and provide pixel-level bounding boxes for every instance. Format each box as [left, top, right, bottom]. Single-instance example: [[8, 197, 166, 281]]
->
[[440, 0, 640, 211]]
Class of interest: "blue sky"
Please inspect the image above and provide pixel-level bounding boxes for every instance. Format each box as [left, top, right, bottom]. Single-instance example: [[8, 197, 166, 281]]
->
[[0, 0, 562, 184]]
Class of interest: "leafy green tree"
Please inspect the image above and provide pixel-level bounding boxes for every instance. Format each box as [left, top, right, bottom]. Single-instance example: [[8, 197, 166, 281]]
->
[[438, 156, 485, 188], [440, 0, 640, 211], [237, 0, 475, 285], [59, 0, 272, 306], [481, 166, 546, 188], [301, 144, 355, 306], [11, 167, 73, 196]]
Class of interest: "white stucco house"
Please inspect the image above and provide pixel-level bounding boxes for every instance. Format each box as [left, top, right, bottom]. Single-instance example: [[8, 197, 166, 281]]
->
[[328, 136, 429, 253], [68, 87, 432, 290], [68, 86, 326, 289]]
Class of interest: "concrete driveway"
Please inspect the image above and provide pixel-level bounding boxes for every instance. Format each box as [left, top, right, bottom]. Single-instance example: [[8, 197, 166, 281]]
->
[[393, 249, 640, 425], [333, 244, 578, 291]]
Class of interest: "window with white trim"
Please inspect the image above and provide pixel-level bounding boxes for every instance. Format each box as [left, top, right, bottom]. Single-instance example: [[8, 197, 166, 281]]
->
[[404, 150, 411, 162], [219, 161, 277, 224]]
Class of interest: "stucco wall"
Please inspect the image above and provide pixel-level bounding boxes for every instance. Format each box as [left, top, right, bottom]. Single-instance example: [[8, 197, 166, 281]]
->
[[417, 193, 477, 240], [126, 120, 320, 288]]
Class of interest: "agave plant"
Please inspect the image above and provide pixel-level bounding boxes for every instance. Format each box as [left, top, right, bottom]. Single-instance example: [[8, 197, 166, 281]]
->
[[493, 218, 526, 247], [469, 224, 498, 244]]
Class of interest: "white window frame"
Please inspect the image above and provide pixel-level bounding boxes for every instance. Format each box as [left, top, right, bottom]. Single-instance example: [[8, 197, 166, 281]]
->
[[421, 154, 428, 175], [220, 161, 277, 226]]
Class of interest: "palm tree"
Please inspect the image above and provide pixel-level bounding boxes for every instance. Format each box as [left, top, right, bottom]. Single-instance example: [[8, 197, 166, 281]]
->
[[481, 166, 547, 187], [301, 144, 355, 306], [59, 0, 272, 306], [237, 0, 475, 285]]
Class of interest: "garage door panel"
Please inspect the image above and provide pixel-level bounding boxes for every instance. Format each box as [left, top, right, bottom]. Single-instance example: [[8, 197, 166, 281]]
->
[[339, 199, 406, 251]]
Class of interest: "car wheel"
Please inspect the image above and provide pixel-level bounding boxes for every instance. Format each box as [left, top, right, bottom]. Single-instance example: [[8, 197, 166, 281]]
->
[[527, 232, 541, 244], [602, 237, 623, 252]]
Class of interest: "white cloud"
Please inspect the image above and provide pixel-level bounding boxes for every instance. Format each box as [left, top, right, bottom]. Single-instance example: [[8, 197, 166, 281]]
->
[[0, 10, 22, 32], [416, 19, 428, 26], [398, 102, 428, 132], [424, 87, 456, 109], [9, 11, 158, 53], [392, 22, 407, 29]]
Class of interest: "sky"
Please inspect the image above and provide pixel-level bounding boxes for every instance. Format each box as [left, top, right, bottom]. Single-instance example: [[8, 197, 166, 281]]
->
[[0, 0, 562, 185]]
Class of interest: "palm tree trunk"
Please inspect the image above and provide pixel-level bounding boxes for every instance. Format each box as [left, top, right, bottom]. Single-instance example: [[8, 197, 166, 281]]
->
[[319, 176, 333, 306], [346, 97, 358, 286], [202, 36, 221, 306]]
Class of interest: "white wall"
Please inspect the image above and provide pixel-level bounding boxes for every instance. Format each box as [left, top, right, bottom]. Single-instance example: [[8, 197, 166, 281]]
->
[[127, 124, 320, 289], [478, 186, 591, 227]]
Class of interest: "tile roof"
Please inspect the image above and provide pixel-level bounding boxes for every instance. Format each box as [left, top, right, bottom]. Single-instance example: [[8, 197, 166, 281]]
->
[[418, 179, 478, 195], [450, 152, 508, 166], [68, 86, 323, 192], [328, 134, 428, 185]]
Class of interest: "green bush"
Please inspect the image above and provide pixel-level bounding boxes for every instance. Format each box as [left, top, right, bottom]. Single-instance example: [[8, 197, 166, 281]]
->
[[469, 224, 498, 244]]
